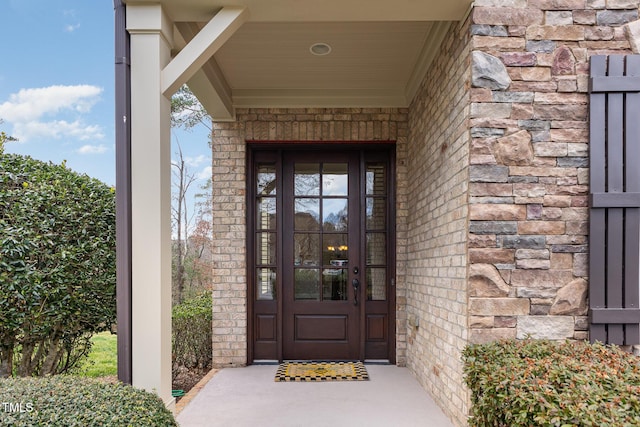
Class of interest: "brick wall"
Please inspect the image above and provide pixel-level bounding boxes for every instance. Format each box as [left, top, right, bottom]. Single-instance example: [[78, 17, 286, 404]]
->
[[210, 123, 247, 366], [404, 19, 472, 427], [210, 108, 409, 366], [468, 0, 637, 347]]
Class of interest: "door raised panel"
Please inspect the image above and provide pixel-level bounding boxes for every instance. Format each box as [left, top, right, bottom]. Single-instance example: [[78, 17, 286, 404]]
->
[[256, 314, 277, 341], [295, 315, 348, 341], [366, 314, 386, 341]]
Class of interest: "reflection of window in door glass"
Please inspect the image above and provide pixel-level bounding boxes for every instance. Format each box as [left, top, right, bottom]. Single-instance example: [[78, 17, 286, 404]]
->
[[322, 163, 348, 196], [322, 198, 348, 231], [295, 163, 320, 196], [257, 197, 276, 230], [322, 268, 347, 301], [366, 267, 386, 301], [295, 198, 320, 230], [256, 232, 276, 264], [255, 163, 277, 301], [366, 163, 386, 195], [366, 233, 386, 265], [257, 268, 276, 300], [366, 197, 386, 230], [323, 234, 348, 265], [257, 165, 276, 195], [294, 268, 320, 300], [294, 233, 319, 266]]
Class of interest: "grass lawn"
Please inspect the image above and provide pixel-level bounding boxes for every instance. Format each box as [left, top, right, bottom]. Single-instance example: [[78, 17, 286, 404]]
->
[[77, 331, 117, 377]]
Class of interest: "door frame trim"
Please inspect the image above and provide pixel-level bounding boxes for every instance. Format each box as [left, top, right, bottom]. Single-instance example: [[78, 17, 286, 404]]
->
[[246, 142, 396, 364]]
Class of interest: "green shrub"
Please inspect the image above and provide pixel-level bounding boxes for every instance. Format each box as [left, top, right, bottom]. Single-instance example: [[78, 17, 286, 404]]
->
[[0, 153, 115, 377], [462, 339, 640, 426], [0, 376, 177, 426], [172, 292, 212, 373]]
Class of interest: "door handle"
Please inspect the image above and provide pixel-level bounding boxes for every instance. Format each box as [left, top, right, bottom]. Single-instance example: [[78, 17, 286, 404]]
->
[[352, 278, 359, 306]]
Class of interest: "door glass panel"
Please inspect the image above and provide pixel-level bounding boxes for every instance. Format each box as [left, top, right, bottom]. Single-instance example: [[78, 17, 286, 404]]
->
[[295, 163, 320, 196], [322, 268, 347, 300], [295, 233, 319, 266], [257, 268, 276, 300], [366, 163, 386, 195], [366, 197, 386, 230], [294, 268, 320, 300], [295, 198, 320, 230], [323, 199, 348, 232], [257, 197, 276, 230], [366, 268, 386, 301], [322, 163, 348, 196], [257, 165, 276, 195], [323, 234, 348, 266], [256, 232, 276, 265], [366, 233, 386, 265]]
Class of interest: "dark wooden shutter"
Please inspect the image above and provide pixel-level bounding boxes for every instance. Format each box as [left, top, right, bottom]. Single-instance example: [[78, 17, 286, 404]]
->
[[589, 55, 640, 345]]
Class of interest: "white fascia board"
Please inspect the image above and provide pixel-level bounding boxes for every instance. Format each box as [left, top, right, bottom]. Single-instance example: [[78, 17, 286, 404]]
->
[[161, 6, 249, 97]]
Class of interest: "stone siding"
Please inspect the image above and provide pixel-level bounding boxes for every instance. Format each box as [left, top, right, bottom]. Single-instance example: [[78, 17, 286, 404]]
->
[[210, 108, 409, 366], [404, 20, 472, 427], [468, 0, 638, 349]]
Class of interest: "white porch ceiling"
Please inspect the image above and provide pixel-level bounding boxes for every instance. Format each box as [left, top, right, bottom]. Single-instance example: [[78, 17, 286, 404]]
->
[[125, 0, 473, 120]]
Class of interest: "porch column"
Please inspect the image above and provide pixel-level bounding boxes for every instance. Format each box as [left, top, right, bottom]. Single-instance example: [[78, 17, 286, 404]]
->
[[126, 5, 173, 408]]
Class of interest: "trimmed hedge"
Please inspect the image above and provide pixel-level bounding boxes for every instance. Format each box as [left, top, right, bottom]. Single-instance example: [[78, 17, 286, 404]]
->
[[0, 376, 177, 426], [172, 292, 212, 372], [0, 153, 116, 376], [462, 339, 640, 426]]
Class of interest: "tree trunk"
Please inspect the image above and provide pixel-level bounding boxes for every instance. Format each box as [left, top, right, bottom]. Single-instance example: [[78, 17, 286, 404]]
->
[[17, 341, 36, 376], [0, 343, 14, 377], [41, 338, 62, 375], [172, 144, 197, 305]]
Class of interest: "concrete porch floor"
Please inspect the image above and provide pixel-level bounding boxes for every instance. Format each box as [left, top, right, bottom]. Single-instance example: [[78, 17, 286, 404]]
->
[[176, 364, 455, 427]]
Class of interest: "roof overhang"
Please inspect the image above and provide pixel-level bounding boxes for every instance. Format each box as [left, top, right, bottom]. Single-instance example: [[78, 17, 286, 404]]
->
[[125, 0, 473, 121]]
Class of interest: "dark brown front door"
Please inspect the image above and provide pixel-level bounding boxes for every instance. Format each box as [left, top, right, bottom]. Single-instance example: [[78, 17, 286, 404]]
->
[[249, 146, 395, 362], [282, 151, 361, 360]]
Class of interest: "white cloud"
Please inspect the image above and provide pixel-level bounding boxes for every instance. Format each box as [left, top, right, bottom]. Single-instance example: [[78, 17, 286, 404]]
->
[[65, 23, 81, 33], [197, 166, 212, 181], [0, 85, 103, 142], [14, 120, 104, 142], [185, 154, 208, 168], [77, 144, 108, 155]]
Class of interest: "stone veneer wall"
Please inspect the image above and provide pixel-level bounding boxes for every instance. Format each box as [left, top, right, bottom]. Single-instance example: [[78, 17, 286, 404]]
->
[[210, 108, 409, 367], [468, 0, 637, 347], [404, 20, 472, 427]]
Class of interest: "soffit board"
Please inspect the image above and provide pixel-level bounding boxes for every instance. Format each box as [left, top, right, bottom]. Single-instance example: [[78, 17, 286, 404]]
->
[[128, 0, 470, 116]]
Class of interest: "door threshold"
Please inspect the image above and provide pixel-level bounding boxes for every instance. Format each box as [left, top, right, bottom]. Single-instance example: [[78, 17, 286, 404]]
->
[[253, 360, 280, 365], [364, 359, 392, 365]]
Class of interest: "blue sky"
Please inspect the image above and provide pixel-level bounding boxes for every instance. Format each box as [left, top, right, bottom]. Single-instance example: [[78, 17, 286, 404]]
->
[[0, 0, 212, 192]]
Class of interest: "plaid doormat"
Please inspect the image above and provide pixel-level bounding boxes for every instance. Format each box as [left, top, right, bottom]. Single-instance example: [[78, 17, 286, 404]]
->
[[275, 361, 369, 382]]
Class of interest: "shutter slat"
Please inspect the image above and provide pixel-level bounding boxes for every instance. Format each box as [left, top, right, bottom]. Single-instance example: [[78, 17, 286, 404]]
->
[[590, 76, 640, 92], [589, 55, 608, 344], [591, 309, 640, 324], [590, 192, 640, 207], [606, 56, 625, 345], [624, 55, 640, 344]]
